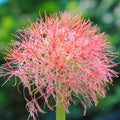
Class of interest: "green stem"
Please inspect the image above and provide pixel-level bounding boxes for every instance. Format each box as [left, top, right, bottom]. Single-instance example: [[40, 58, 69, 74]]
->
[[56, 102, 65, 120]]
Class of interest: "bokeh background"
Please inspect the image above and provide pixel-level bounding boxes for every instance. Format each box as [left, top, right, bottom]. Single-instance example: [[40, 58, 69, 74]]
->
[[0, 0, 120, 120]]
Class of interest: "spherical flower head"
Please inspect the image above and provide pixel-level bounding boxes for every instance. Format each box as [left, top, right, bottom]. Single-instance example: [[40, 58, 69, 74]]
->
[[0, 12, 118, 118]]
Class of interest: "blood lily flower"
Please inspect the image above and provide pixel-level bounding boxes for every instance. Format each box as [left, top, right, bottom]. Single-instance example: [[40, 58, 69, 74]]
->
[[0, 12, 118, 119]]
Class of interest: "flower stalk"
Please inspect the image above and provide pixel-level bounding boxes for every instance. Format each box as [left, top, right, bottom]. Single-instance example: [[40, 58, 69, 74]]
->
[[56, 103, 65, 120], [56, 92, 65, 120]]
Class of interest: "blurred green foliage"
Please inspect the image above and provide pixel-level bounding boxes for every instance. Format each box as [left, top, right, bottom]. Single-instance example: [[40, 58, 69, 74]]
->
[[0, 0, 120, 120]]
